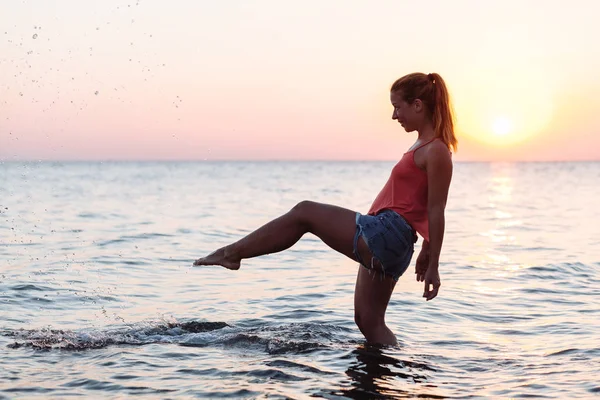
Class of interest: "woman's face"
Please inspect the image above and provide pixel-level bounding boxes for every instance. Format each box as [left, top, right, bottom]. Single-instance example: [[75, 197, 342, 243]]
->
[[390, 90, 424, 133]]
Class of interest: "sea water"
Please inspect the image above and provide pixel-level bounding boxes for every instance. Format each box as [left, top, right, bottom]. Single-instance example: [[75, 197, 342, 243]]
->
[[1, 161, 599, 398]]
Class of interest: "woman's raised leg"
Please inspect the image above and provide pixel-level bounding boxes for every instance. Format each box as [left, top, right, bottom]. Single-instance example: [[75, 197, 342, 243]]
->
[[193, 200, 359, 269]]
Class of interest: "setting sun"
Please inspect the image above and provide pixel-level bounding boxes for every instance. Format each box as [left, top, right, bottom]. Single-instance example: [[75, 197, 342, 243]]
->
[[492, 117, 513, 136], [453, 65, 556, 148]]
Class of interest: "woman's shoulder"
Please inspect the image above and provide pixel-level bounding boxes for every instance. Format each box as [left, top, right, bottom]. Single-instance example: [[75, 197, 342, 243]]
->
[[413, 138, 451, 171], [425, 139, 453, 169], [430, 139, 453, 157]]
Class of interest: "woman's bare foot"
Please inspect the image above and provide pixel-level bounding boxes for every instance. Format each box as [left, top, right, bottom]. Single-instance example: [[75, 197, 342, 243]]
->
[[193, 248, 241, 270]]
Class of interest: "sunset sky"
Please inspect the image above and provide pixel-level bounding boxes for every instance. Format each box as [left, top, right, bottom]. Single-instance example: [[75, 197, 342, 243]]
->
[[1, 0, 599, 162]]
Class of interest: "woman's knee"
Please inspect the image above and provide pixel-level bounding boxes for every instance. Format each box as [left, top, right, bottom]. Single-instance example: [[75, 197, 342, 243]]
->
[[291, 200, 315, 213], [290, 200, 316, 226], [354, 309, 385, 332]]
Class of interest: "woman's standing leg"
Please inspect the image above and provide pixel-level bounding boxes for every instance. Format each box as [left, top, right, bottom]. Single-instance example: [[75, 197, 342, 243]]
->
[[354, 267, 398, 345]]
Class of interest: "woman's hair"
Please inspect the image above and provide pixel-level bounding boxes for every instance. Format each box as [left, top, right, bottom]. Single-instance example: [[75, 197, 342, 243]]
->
[[391, 72, 458, 152]]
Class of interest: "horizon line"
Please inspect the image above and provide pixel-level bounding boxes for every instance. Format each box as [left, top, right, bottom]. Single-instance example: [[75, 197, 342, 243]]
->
[[1, 158, 599, 164]]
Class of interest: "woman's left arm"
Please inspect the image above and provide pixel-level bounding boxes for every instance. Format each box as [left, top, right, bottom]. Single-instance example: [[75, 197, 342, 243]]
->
[[423, 144, 453, 300]]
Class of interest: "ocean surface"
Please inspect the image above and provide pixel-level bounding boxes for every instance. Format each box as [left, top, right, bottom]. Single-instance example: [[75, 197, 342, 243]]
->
[[1, 160, 599, 399]]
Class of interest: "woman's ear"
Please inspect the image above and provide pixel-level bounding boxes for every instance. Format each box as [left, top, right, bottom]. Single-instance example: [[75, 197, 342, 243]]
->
[[413, 98, 424, 113]]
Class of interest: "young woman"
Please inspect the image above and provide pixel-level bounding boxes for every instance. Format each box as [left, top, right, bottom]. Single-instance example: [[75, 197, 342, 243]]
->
[[194, 72, 457, 345]]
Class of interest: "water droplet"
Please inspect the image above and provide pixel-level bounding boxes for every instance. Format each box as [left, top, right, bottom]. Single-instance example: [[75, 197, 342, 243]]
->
[[32, 33, 38, 39]]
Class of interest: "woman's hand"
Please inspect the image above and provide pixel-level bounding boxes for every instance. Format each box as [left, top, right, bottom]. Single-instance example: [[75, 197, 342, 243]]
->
[[423, 266, 441, 301], [415, 249, 429, 282]]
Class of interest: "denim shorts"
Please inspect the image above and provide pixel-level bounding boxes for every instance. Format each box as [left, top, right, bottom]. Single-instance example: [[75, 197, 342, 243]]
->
[[353, 209, 416, 281]]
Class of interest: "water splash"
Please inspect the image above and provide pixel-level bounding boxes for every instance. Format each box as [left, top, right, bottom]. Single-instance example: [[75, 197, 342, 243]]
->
[[5, 320, 228, 350], [3, 320, 347, 353]]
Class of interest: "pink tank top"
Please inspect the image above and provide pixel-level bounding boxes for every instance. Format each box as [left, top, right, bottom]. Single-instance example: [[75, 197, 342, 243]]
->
[[368, 139, 437, 242]]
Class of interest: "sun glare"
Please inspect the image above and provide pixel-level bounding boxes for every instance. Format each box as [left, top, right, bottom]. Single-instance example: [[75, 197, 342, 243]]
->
[[492, 117, 513, 136], [453, 65, 555, 148]]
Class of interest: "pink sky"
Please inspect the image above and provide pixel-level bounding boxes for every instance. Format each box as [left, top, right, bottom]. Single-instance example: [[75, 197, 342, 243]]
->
[[1, 1, 599, 162]]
